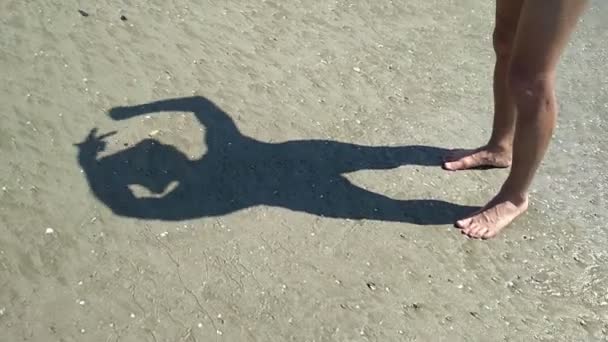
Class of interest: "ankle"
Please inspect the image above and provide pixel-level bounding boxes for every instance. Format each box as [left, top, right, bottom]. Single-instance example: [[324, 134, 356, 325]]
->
[[496, 187, 529, 206], [486, 141, 513, 154]]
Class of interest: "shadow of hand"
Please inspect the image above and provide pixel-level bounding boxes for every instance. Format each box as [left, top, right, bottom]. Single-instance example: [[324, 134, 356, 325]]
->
[[74, 128, 116, 155]]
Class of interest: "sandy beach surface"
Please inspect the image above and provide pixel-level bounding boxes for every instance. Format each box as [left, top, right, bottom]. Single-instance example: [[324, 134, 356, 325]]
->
[[1, 0, 607, 341]]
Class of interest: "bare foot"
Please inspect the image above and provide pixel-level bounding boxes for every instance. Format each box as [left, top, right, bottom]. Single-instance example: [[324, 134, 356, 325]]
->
[[456, 194, 528, 239], [443, 146, 512, 171]]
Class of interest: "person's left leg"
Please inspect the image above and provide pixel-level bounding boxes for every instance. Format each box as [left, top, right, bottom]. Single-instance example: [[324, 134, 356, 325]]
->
[[458, 0, 589, 239], [443, 0, 524, 171]]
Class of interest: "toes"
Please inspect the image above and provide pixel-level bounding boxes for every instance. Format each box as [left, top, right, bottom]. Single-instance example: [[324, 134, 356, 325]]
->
[[462, 228, 475, 239], [443, 160, 463, 171], [473, 227, 489, 239], [481, 229, 497, 240], [442, 161, 456, 170], [460, 219, 491, 239], [455, 217, 473, 229], [443, 156, 478, 171], [464, 224, 482, 238], [461, 220, 477, 233]]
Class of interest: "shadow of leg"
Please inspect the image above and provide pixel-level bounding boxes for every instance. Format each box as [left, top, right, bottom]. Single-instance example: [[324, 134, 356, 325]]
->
[[282, 176, 478, 225]]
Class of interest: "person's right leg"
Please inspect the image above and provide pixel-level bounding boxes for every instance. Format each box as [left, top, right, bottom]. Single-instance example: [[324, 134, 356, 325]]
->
[[443, 0, 524, 171]]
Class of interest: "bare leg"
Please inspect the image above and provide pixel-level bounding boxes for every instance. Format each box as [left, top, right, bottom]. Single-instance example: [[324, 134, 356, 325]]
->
[[443, 0, 523, 171], [459, 0, 588, 239]]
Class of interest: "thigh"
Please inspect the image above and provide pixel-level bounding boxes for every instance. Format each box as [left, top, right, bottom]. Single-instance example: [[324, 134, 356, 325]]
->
[[511, 0, 588, 75]]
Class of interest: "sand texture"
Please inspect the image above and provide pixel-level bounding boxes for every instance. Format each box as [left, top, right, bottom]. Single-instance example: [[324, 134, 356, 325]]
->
[[1, 0, 607, 341]]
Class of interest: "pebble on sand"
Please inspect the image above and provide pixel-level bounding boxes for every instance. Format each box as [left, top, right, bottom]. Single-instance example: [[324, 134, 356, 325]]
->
[[78, 10, 89, 17], [45, 227, 54, 234]]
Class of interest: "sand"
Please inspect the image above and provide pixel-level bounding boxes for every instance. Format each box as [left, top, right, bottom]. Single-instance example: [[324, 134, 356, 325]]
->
[[1, 0, 607, 341]]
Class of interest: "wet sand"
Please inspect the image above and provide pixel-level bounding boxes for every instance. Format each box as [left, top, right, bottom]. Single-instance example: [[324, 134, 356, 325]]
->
[[1, 0, 607, 341]]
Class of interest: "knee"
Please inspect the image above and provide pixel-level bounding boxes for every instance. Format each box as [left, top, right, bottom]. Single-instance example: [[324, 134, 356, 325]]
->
[[492, 26, 516, 58], [508, 64, 556, 116]]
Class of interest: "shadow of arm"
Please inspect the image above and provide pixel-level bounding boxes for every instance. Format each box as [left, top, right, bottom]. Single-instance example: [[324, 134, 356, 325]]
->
[[108, 96, 207, 120], [109, 96, 236, 129], [108, 96, 242, 149]]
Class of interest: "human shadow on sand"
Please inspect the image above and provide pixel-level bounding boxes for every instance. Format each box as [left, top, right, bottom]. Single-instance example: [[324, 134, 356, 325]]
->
[[76, 96, 476, 224]]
